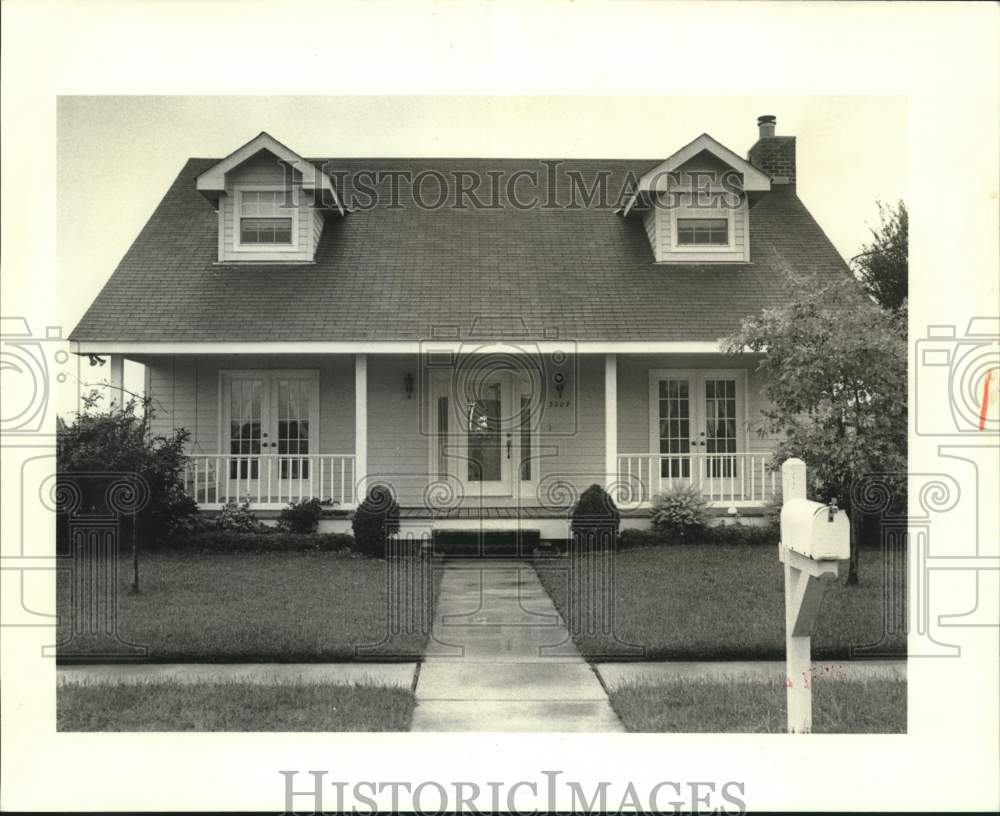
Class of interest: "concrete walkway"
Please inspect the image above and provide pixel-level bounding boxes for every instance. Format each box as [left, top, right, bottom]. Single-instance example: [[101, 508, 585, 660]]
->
[[57, 662, 415, 688], [410, 560, 624, 732]]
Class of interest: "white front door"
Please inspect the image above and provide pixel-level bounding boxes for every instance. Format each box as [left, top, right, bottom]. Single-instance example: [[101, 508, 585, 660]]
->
[[222, 370, 319, 501], [649, 370, 744, 490], [430, 367, 537, 498]]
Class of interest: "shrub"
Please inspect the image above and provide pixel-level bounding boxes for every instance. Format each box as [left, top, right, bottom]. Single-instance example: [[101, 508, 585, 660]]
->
[[570, 484, 620, 535], [618, 529, 663, 550], [706, 522, 779, 547], [166, 529, 354, 553], [351, 485, 400, 558], [216, 500, 261, 532], [56, 395, 197, 546], [277, 498, 329, 534], [650, 483, 709, 542]]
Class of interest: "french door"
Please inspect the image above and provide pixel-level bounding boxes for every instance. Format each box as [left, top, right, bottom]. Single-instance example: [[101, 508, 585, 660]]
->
[[649, 370, 744, 487], [430, 367, 537, 497], [222, 370, 319, 500]]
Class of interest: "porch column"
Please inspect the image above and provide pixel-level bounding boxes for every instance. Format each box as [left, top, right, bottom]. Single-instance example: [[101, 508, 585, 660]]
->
[[355, 353, 368, 504], [604, 353, 617, 493], [108, 355, 125, 409]]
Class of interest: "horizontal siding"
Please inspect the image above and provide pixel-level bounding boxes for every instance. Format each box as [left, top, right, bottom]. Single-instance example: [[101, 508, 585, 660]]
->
[[617, 353, 777, 456], [140, 354, 356, 455], [219, 152, 316, 263], [140, 353, 776, 507]]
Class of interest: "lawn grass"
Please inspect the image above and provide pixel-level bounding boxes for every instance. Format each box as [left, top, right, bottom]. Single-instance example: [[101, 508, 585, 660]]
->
[[534, 545, 904, 660], [610, 677, 906, 733], [58, 681, 415, 731], [57, 552, 437, 661]]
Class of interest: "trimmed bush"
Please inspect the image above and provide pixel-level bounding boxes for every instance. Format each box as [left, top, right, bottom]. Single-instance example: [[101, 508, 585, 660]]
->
[[706, 522, 779, 547], [166, 529, 354, 554], [351, 485, 400, 558], [216, 500, 261, 532], [650, 483, 709, 542], [620, 522, 779, 549], [570, 484, 620, 534], [618, 529, 664, 550], [277, 498, 328, 534]]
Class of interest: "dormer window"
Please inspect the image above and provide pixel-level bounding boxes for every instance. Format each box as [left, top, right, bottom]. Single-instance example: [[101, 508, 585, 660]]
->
[[676, 217, 728, 246], [238, 190, 294, 245], [196, 132, 344, 264]]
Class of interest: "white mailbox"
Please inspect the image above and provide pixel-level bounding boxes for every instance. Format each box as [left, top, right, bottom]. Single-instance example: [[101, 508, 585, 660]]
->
[[780, 498, 850, 561]]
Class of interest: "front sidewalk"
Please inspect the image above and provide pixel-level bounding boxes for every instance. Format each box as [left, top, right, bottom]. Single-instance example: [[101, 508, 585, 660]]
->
[[410, 560, 624, 732]]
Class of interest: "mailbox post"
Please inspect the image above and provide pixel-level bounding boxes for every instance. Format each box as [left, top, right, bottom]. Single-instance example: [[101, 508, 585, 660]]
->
[[779, 458, 851, 733]]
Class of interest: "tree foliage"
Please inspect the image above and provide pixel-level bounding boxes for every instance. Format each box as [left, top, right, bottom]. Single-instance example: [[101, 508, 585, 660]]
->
[[851, 200, 908, 312], [56, 393, 198, 560], [725, 283, 907, 583]]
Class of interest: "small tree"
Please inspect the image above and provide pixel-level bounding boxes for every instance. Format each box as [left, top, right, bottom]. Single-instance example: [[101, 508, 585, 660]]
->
[[56, 392, 197, 591], [725, 284, 906, 584], [851, 200, 908, 312]]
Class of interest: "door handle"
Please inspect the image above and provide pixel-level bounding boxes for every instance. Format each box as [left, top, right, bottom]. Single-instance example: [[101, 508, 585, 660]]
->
[[506, 434, 512, 459]]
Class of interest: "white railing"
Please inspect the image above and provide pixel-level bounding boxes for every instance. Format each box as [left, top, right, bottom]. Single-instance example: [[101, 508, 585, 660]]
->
[[182, 454, 357, 509], [616, 452, 778, 508]]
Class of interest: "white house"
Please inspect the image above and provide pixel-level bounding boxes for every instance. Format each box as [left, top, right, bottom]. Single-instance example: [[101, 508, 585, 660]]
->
[[70, 115, 853, 538]]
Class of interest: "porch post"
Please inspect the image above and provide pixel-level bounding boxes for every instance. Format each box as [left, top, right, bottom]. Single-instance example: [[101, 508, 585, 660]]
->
[[604, 353, 617, 494], [355, 353, 368, 505], [108, 355, 125, 409]]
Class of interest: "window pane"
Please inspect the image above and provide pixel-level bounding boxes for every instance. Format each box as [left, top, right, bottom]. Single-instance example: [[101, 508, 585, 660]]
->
[[240, 217, 293, 245], [677, 218, 728, 246]]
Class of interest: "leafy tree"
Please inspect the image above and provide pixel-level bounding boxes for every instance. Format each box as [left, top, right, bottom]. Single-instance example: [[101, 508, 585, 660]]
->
[[851, 200, 908, 312], [56, 392, 197, 591], [725, 283, 906, 584]]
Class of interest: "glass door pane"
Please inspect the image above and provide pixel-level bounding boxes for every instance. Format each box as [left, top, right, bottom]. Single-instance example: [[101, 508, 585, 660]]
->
[[466, 381, 502, 482], [658, 378, 691, 478], [276, 377, 311, 480], [229, 378, 263, 480], [704, 378, 737, 477]]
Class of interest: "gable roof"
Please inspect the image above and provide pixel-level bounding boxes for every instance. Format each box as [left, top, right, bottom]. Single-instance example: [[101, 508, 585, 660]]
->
[[195, 131, 343, 213], [621, 133, 771, 216], [70, 156, 854, 347]]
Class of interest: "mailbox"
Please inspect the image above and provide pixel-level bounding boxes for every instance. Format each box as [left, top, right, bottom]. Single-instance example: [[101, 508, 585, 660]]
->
[[780, 498, 850, 561]]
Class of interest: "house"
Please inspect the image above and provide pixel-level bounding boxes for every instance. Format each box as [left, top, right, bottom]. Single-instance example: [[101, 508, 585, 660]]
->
[[69, 115, 853, 538]]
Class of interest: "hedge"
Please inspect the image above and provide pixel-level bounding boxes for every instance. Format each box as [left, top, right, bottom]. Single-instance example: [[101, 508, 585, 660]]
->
[[619, 523, 779, 550], [162, 530, 355, 554]]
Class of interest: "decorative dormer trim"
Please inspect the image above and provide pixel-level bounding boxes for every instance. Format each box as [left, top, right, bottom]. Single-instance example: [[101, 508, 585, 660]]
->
[[196, 131, 343, 214], [622, 133, 771, 217]]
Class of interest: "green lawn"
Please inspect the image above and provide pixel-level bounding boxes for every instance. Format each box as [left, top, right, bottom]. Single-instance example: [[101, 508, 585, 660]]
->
[[57, 552, 436, 660], [610, 677, 906, 733], [58, 681, 415, 731], [535, 545, 904, 660]]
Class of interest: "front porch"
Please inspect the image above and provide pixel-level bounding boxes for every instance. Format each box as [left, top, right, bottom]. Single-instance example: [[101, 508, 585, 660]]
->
[[117, 348, 778, 520], [180, 451, 778, 513]]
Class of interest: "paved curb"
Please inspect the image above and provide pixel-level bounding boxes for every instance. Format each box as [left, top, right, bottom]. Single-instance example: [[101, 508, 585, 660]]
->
[[597, 660, 907, 691]]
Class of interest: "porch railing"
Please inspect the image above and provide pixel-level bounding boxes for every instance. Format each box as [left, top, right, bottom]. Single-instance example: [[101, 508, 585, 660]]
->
[[616, 452, 778, 508], [182, 454, 357, 509]]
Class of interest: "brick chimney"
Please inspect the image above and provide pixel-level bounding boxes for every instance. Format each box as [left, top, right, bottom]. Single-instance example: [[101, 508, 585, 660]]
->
[[748, 115, 795, 186]]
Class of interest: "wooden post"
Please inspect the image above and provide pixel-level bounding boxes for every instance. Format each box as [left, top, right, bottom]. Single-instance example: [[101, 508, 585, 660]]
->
[[780, 457, 841, 734], [108, 355, 125, 409], [604, 353, 617, 495], [355, 353, 368, 505]]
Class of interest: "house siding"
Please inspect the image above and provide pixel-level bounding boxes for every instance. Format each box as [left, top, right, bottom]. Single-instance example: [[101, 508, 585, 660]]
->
[[218, 152, 318, 263], [138, 352, 776, 508], [617, 354, 777, 456], [139, 354, 356, 455], [652, 154, 750, 264]]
